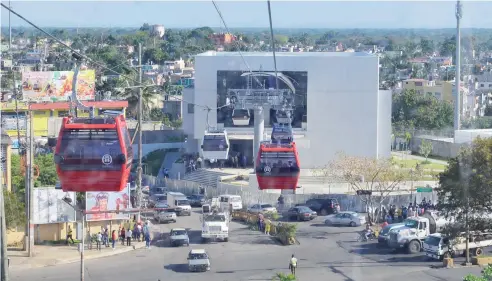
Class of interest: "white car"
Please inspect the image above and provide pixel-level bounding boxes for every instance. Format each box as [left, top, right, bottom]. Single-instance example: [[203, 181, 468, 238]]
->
[[324, 211, 366, 227], [247, 204, 277, 214], [188, 249, 211, 272], [153, 203, 177, 223]]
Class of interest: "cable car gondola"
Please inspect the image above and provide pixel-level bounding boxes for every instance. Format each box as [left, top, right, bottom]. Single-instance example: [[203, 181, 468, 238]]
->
[[232, 109, 251, 126], [271, 123, 294, 144], [255, 142, 300, 190], [201, 129, 230, 160], [54, 115, 133, 192], [276, 110, 292, 124]]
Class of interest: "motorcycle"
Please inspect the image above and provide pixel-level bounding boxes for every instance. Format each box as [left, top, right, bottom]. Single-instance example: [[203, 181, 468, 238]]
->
[[357, 231, 377, 242]]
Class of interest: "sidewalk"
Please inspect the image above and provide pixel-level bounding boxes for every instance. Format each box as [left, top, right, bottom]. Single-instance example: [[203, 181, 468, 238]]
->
[[7, 241, 146, 270]]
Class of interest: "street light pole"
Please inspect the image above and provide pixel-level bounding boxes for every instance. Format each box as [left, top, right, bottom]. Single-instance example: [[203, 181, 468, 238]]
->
[[137, 43, 143, 223], [0, 105, 10, 280], [80, 213, 85, 281]]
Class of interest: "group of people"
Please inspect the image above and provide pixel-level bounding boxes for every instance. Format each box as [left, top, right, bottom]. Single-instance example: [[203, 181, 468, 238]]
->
[[256, 213, 272, 235], [117, 219, 152, 249], [378, 198, 435, 224]]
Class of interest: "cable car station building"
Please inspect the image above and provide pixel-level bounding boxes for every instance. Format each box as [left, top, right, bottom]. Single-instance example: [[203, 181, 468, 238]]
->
[[182, 51, 391, 171]]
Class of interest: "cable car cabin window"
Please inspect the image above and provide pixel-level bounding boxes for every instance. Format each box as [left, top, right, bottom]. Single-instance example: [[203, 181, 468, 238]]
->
[[256, 151, 299, 176], [202, 135, 228, 151], [271, 127, 293, 143], [232, 109, 249, 118], [59, 129, 124, 171]]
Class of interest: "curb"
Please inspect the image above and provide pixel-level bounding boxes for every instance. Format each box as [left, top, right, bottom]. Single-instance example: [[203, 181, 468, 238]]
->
[[9, 243, 146, 270]]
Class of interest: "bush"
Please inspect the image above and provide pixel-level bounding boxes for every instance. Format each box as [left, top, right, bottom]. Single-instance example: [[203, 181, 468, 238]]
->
[[275, 223, 298, 245], [463, 264, 492, 281], [264, 211, 280, 221], [272, 273, 296, 281]]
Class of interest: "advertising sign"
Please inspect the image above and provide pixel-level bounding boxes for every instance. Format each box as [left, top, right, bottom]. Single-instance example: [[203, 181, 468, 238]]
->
[[21, 70, 96, 102], [32, 188, 77, 224], [85, 186, 130, 221], [1, 115, 26, 131]]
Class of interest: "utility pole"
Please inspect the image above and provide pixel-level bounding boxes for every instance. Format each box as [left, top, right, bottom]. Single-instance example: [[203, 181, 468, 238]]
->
[[1, 104, 10, 281], [137, 43, 143, 222], [80, 213, 85, 281], [454, 0, 463, 131], [27, 111, 34, 257]]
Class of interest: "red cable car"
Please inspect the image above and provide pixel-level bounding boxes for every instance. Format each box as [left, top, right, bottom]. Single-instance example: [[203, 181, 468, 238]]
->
[[54, 115, 133, 192], [255, 142, 300, 190]]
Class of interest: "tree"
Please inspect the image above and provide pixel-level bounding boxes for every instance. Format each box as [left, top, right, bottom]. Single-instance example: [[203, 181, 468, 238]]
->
[[437, 137, 492, 239], [11, 153, 58, 192], [419, 139, 433, 162], [3, 189, 26, 229], [326, 153, 406, 221], [419, 37, 435, 55]]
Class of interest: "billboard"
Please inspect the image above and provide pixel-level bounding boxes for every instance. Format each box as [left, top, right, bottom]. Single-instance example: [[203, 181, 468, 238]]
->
[[1, 114, 26, 131], [85, 186, 130, 221], [32, 188, 77, 224], [21, 70, 96, 102]]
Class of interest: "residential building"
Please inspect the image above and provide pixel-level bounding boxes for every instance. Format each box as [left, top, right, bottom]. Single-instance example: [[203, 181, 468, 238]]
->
[[209, 33, 236, 46], [402, 78, 456, 102], [0, 100, 128, 140]]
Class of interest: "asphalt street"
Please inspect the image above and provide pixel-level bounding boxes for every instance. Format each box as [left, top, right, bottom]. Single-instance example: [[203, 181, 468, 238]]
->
[[9, 210, 484, 281]]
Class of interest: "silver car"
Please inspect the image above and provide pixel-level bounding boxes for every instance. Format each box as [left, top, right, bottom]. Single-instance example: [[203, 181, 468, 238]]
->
[[188, 249, 210, 272], [153, 203, 177, 223], [247, 203, 277, 214], [324, 211, 366, 227]]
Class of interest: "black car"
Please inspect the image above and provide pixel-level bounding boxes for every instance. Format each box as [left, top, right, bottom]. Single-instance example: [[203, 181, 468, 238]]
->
[[287, 206, 318, 221], [297, 198, 340, 216], [187, 194, 206, 207]]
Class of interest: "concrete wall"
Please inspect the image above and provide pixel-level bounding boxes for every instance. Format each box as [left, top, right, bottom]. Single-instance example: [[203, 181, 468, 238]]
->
[[141, 174, 437, 213], [193, 52, 389, 168], [127, 129, 186, 144], [378, 90, 392, 158], [411, 136, 467, 159]]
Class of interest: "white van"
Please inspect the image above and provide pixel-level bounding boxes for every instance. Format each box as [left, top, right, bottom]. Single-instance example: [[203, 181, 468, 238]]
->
[[219, 195, 243, 211]]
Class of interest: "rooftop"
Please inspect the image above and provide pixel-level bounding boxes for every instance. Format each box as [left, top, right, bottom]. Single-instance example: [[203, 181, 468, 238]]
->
[[196, 51, 376, 58]]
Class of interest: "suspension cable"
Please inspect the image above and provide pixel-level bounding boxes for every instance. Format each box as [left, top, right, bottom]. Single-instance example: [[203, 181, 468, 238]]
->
[[267, 0, 279, 92]]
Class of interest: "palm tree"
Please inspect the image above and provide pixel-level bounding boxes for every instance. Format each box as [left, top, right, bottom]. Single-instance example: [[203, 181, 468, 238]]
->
[[115, 83, 162, 120], [272, 273, 296, 281]]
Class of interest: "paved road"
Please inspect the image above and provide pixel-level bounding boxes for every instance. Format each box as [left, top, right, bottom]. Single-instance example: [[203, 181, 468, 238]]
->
[[9, 212, 483, 281]]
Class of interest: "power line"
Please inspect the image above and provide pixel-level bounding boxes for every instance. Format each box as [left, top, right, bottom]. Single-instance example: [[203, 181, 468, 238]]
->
[[211, 0, 262, 87]]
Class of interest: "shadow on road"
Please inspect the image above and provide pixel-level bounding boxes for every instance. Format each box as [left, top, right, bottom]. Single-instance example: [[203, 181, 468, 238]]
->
[[164, 264, 189, 273]]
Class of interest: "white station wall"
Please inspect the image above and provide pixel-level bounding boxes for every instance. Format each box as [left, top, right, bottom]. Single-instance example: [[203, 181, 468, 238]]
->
[[193, 52, 389, 168]]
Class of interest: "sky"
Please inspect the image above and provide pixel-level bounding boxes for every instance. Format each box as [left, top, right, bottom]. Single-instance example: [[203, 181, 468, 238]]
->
[[1, 1, 492, 29]]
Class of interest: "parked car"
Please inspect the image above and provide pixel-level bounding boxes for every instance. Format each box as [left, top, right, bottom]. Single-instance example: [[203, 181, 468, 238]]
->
[[188, 249, 211, 272], [297, 198, 340, 216], [153, 203, 177, 223], [287, 206, 318, 221], [247, 203, 277, 214], [324, 211, 365, 227], [187, 194, 206, 207], [169, 228, 190, 247], [150, 187, 167, 196]]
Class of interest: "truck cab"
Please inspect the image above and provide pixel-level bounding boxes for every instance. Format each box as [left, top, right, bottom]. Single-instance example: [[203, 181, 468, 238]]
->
[[167, 192, 192, 216], [388, 216, 434, 254], [200, 211, 229, 243]]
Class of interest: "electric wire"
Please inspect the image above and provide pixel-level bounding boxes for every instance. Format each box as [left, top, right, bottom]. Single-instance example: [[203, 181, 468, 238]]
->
[[211, 0, 263, 88], [0, 3, 226, 111], [267, 0, 279, 92]]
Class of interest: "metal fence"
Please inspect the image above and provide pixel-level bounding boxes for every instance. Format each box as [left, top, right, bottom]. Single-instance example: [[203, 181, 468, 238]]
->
[[142, 174, 438, 213]]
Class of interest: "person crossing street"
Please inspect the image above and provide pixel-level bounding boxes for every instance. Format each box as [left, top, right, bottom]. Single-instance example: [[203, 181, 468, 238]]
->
[[289, 254, 298, 276]]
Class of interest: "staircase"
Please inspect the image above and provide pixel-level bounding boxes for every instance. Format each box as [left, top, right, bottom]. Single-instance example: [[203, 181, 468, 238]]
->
[[182, 169, 232, 188]]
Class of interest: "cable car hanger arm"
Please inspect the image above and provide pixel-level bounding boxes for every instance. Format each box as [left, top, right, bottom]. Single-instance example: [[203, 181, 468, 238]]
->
[[71, 53, 94, 118]]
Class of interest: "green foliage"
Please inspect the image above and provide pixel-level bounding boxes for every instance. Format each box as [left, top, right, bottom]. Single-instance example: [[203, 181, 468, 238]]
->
[[143, 149, 168, 176], [272, 273, 296, 281], [463, 264, 492, 281], [11, 153, 58, 192], [392, 89, 453, 130], [437, 137, 492, 237], [462, 117, 492, 130], [419, 139, 433, 160], [3, 189, 26, 229]]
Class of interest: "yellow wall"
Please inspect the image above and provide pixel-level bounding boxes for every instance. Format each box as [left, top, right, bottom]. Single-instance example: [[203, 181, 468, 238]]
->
[[1, 107, 126, 138]]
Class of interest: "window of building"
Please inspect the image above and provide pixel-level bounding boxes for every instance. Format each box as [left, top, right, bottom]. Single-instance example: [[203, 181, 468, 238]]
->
[[187, 104, 194, 114], [34, 111, 46, 116], [58, 111, 69, 117], [415, 82, 423, 87]]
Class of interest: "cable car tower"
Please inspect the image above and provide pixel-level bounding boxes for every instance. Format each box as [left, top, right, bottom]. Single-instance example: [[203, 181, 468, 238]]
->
[[227, 71, 296, 168]]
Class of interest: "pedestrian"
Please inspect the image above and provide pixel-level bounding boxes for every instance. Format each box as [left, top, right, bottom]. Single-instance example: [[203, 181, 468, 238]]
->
[[289, 254, 298, 276], [111, 230, 117, 250], [96, 232, 102, 251], [126, 228, 132, 246], [66, 226, 75, 245], [265, 219, 271, 235], [120, 227, 126, 245]]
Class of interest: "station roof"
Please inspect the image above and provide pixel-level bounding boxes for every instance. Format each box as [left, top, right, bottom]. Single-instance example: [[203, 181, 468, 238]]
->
[[197, 51, 376, 58]]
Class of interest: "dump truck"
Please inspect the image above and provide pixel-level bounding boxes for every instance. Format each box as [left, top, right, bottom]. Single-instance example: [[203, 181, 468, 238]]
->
[[388, 211, 452, 254]]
